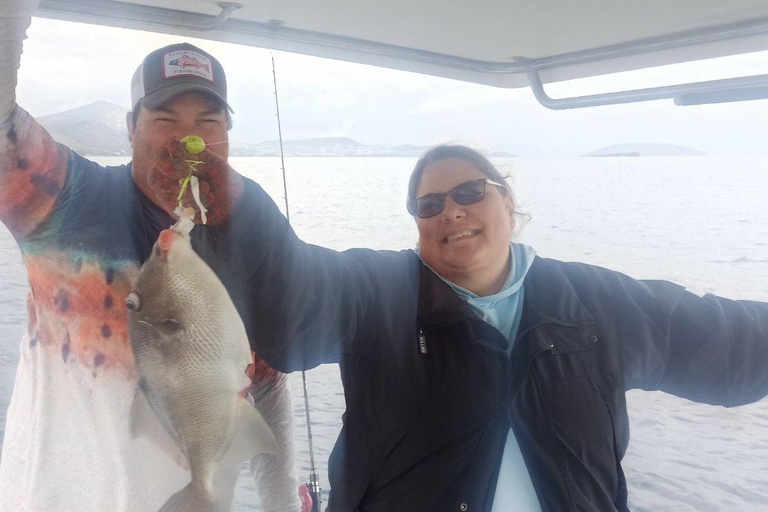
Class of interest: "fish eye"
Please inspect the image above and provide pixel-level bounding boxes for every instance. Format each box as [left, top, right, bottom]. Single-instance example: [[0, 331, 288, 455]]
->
[[125, 292, 141, 312]]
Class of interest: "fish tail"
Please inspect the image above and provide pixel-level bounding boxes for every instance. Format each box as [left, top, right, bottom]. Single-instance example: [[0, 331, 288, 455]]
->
[[158, 482, 229, 512]]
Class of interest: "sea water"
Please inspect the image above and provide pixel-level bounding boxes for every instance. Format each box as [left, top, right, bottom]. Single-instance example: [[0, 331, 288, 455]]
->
[[1, 156, 767, 510]]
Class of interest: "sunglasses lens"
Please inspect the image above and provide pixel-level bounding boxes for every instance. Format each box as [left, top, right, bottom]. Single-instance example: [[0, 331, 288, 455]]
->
[[415, 195, 445, 218], [451, 181, 486, 205], [411, 180, 490, 218]]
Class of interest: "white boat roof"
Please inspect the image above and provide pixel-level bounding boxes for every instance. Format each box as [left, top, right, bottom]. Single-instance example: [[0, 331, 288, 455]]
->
[[36, 0, 768, 107]]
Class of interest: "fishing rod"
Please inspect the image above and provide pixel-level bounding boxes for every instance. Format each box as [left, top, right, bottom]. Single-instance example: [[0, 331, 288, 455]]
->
[[271, 54, 322, 512]]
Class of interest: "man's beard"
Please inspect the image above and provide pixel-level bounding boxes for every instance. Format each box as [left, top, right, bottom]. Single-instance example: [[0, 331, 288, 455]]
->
[[131, 143, 174, 214]]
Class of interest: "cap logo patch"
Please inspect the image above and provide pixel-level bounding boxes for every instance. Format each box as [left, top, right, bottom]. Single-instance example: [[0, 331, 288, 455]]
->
[[163, 50, 214, 81]]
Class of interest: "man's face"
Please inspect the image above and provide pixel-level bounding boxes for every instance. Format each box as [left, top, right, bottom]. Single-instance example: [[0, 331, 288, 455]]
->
[[128, 92, 229, 212]]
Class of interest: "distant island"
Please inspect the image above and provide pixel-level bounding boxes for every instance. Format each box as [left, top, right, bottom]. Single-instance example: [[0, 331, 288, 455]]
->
[[40, 101, 704, 159], [586, 143, 704, 157], [231, 137, 434, 157], [35, 101, 516, 158]]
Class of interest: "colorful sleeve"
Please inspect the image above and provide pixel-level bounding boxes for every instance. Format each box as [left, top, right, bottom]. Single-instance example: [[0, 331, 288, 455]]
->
[[0, 0, 67, 239], [0, 106, 68, 239]]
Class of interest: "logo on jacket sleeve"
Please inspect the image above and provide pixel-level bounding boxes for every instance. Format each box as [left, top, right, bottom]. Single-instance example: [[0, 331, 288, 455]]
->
[[163, 50, 214, 81]]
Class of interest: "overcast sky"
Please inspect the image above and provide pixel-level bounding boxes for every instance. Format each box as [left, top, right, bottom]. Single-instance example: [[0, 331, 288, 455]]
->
[[15, 16, 768, 157]]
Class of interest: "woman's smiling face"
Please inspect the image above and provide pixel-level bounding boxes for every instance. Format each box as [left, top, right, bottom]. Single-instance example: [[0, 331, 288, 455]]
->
[[415, 157, 515, 295]]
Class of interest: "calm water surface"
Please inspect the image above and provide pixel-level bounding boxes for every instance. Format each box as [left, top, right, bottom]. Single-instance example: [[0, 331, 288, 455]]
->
[[1, 156, 767, 510]]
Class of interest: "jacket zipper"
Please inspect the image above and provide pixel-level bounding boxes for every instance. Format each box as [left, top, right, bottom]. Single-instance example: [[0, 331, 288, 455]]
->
[[418, 328, 428, 354], [417, 319, 469, 355]]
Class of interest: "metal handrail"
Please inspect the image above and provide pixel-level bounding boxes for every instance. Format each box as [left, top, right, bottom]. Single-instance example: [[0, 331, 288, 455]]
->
[[527, 70, 768, 109]]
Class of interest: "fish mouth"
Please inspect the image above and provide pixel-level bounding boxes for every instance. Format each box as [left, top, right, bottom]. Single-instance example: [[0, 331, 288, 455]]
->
[[157, 229, 181, 262], [442, 230, 480, 243]]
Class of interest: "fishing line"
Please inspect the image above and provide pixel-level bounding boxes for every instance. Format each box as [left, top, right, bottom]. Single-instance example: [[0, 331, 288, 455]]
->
[[271, 54, 322, 512], [176, 139, 226, 221]]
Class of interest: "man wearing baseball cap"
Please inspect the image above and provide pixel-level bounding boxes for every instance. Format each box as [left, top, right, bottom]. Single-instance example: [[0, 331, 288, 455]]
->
[[0, 2, 302, 511], [131, 42, 234, 114], [127, 41, 243, 226]]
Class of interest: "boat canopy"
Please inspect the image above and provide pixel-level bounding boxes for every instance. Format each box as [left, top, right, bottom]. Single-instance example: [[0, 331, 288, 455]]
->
[[36, 0, 768, 109]]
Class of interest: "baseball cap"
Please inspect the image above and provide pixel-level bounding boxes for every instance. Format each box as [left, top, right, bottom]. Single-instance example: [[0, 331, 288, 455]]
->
[[130, 42, 233, 113]]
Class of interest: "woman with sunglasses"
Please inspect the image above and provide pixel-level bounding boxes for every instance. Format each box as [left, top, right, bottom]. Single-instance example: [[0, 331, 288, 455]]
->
[[188, 144, 768, 512]]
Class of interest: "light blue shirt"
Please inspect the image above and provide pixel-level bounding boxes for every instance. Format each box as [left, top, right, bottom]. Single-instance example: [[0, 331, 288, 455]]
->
[[418, 242, 542, 511]]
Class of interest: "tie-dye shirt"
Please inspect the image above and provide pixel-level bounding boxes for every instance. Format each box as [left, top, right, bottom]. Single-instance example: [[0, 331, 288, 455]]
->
[[0, 106, 299, 511]]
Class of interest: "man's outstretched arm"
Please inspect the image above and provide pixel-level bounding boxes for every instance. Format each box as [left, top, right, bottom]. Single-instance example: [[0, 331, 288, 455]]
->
[[0, 0, 67, 239]]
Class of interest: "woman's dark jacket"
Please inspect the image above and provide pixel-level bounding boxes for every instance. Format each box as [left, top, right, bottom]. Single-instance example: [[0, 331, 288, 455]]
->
[[198, 180, 768, 512]]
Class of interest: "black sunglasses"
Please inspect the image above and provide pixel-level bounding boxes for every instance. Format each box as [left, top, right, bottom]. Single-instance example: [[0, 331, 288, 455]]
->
[[408, 178, 506, 218]]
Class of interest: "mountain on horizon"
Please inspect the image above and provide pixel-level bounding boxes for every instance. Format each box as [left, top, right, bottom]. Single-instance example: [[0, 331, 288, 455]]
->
[[35, 101, 516, 158], [38, 101, 131, 156], [586, 143, 705, 157], [230, 137, 443, 157], [230, 136, 372, 156]]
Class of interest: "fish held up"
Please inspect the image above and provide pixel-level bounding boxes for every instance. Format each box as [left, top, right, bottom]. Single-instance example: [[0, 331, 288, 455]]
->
[[127, 216, 277, 512]]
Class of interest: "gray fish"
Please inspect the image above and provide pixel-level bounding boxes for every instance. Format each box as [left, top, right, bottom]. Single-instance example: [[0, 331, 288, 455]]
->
[[127, 223, 277, 512]]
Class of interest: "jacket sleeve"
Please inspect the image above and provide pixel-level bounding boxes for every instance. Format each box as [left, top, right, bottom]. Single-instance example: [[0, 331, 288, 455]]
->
[[562, 261, 768, 407], [0, 1, 68, 239], [195, 178, 418, 374], [660, 291, 768, 406]]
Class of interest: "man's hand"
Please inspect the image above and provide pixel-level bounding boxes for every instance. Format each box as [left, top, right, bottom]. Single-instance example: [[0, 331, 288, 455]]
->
[[1, 0, 42, 118], [0, 0, 41, 25], [153, 139, 244, 226]]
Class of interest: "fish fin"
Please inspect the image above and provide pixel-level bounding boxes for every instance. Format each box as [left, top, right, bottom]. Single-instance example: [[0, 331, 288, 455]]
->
[[220, 397, 279, 469], [129, 390, 190, 471], [158, 482, 229, 512], [211, 462, 241, 511]]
